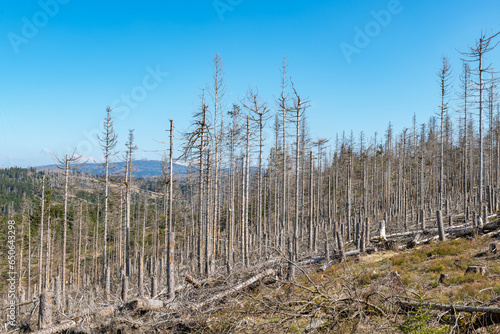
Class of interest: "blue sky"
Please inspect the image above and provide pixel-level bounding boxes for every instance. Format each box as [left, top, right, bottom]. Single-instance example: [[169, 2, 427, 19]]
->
[[1, 0, 499, 167]]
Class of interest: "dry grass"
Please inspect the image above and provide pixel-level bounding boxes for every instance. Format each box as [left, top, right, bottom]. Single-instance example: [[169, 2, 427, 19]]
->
[[182, 235, 500, 333], [14, 234, 500, 333]]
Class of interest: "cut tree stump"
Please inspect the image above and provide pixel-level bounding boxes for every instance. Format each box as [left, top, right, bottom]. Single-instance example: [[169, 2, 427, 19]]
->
[[439, 273, 449, 284], [466, 265, 486, 275]]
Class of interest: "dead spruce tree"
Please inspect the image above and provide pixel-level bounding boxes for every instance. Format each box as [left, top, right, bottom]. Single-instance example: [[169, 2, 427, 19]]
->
[[38, 175, 46, 293], [124, 129, 136, 278], [437, 56, 453, 211], [97, 106, 118, 295], [242, 87, 270, 260], [184, 91, 210, 276], [54, 152, 84, 299], [460, 32, 499, 218], [278, 57, 289, 253], [289, 84, 307, 278], [165, 120, 175, 299], [225, 104, 243, 274], [457, 61, 472, 218], [209, 54, 225, 274]]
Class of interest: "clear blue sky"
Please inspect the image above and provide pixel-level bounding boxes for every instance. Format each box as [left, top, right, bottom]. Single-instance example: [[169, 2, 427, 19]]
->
[[1, 0, 499, 167]]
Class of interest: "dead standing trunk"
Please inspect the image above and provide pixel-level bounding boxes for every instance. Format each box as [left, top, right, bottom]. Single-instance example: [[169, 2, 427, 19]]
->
[[167, 120, 175, 299], [38, 175, 45, 293]]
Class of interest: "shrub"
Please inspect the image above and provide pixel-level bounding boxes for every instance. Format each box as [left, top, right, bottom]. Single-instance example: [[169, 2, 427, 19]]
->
[[400, 306, 449, 334]]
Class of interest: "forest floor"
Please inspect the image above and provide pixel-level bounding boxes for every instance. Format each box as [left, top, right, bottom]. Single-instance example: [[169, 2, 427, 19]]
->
[[18, 231, 500, 333], [145, 234, 500, 333]]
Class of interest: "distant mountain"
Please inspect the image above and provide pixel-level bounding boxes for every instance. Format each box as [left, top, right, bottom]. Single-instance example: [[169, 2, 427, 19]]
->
[[37, 160, 190, 178]]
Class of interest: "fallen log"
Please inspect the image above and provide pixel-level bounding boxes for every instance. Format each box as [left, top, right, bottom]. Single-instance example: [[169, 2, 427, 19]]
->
[[125, 267, 279, 313], [184, 273, 202, 288], [301, 247, 377, 267], [483, 228, 500, 238], [406, 235, 439, 248], [399, 296, 500, 330], [398, 299, 500, 314], [0, 299, 36, 311], [317, 247, 377, 271], [483, 219, 500, 232], [190, 267, 277, 311], [402, 228, 475, 250], [125, 298, 164, 312], [448, 227, 474, 238], [372, 223, 474, 243], [31, 320, 77, 334], [30, 305, 115, 334]]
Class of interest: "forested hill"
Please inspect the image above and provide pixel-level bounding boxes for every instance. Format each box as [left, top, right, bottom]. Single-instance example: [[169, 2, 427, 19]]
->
[[0, 167, 42, 213], [0, 160, 189, 214]]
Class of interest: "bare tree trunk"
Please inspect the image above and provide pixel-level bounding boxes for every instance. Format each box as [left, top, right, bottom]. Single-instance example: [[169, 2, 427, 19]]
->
[[125, 130, 136, 278], [205, 150, 213, 275], [62, 156, 69, 298], [243, 116, 251, 267], [28, 222, 31, 300], [77, 202, 82, 288], [121, 274, 128, 301], [309, 151, 314, 252], [45, 205, 51, 291], [211, 54, 224, 279], [103, 152, 110, 286], [347, 159, 352, 241], [438, 57, 451, 211], [151, 275, 158, 298], [93, 200, 99, 284], [99, 107, 118, 288], [38, 175, 45, 293], [479, 42, 485, 218], [258, 113, 264, 259], [38, 291, 52, 330], [104, 266, 111, 300], [167, 120, 175, 299], [139, 199, 147, 297], [198, 97, 207, 275], [227, 105, 239, 274], [436, 210, 446, 241], [462, 62, 470, 220], [19, 195, 26, 300], [54, 275, 61, 310], [281, 58, 288, 253], [291, 92, 302, 278]]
